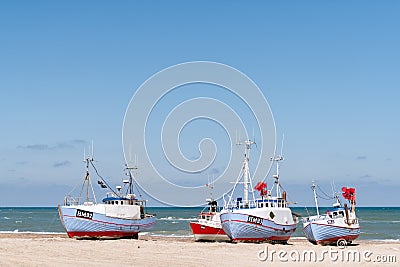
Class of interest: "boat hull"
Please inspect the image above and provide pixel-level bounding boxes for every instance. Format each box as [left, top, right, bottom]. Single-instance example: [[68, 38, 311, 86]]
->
[[58, 205, 156, 239], [220, 210, 297, 242], [189, 221, 230, 242], [303, 221, 360, 244]]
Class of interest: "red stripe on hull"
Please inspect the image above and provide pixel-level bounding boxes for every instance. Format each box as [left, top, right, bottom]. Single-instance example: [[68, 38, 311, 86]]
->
[[189, 222, 227, 236], [313, 222, 360, 230], [232, 236, 290, 242], [222, 219, 296, 232], [269, 235, 291, 241], [316, 234, 360, 244], [67, 231, 139, 238], [63, 215, 155, 227], [232, 237, 265, 242]]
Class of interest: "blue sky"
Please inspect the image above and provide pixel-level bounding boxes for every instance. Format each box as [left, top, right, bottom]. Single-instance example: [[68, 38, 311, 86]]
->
[[0, 1, 399, 206]]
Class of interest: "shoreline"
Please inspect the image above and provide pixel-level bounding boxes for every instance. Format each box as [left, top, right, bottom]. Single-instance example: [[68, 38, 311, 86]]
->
[[0, 232, 398, 243]]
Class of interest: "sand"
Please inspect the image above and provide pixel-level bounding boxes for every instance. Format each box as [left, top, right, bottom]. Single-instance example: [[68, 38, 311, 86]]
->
[[0, 234, 398, 266]]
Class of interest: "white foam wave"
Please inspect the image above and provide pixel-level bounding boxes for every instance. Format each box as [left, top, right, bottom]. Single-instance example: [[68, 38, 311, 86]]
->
[[150, 234, 194, 238], [138, 232, 150, 236], [158, 217, 197, 221], [372, 239, 400, 243]]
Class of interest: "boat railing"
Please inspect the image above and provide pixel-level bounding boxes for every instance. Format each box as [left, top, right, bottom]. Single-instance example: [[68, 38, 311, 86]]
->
[[302, 214, 328, 223], [63, 195, 96, 206], [224, 199, 257, 210]]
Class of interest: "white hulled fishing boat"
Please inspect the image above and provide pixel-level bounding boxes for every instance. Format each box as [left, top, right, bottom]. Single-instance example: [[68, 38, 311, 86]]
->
[[302, 182, 360, 245], [220, 140, 298, 243], [58, 152, 156, 239]]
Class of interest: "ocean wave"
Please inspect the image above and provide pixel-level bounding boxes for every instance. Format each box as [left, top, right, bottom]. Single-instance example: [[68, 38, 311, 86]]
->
[[157, 217, 197, 221], [3, 217, 11, 220], [370, 239, 400, 243], [150, 233, 194, 238], [138, 232, 150, 236]]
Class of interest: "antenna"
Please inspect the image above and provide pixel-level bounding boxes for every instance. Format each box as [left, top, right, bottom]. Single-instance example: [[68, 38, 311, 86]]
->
[[271, 134, 285, 199], [91, 140, 94, 161], [128, 143, 133, 164]]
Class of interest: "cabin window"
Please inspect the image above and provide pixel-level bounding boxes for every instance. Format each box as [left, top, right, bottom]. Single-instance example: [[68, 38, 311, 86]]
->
[[111, 201, 114, 205]]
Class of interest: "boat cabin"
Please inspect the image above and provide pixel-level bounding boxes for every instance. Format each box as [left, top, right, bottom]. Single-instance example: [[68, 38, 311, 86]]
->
[[228, 197, 287, 209], [102, 192, 146, 206], [326, 208, 345, 219], [256, 198, 287, 208]]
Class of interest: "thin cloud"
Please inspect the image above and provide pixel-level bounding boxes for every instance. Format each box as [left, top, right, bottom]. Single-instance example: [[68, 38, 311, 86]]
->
[[18, 144, 50, 150], [356, 156, 367, 160], [72, 139, 87, 144], [53, 161, 71, 168], [18, 140, 87, 151]]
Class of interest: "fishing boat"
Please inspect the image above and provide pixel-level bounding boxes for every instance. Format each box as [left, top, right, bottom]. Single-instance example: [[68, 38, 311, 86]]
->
[[220, 140, 298, 243], [302, 182, 360, 245], [189, 182, 229, 242], [58, 152, 156, 239]]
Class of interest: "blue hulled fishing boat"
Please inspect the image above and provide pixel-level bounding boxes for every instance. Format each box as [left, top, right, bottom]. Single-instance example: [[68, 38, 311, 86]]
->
[[58, 151, 155, 239], [302, 182, 360, 245], [220, 140, 298, 243]]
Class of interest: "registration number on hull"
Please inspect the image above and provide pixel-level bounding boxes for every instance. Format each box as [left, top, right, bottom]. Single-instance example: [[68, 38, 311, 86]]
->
[[76, 209, 93, 220], [247, 215, 263, 225]]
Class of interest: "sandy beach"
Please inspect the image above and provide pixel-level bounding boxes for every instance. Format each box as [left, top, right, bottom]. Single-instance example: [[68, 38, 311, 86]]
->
[[0, 234, 398, 266]]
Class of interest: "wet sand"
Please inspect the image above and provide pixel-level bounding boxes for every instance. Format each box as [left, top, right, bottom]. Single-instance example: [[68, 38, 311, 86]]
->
[[0, 233, 398, 266]]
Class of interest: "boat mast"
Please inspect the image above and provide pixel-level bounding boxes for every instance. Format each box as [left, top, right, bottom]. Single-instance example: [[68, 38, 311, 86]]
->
[[82, 146, 95, 203], [311, 181, 320, 217], [237, 139, 256, 207], [271, 135, 285, 199], [125, 164, 137, 195], [271, 155, 284, 198]]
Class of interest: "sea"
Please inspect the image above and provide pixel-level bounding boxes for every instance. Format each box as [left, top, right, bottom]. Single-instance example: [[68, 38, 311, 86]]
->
[[0, 207, 399, 241]]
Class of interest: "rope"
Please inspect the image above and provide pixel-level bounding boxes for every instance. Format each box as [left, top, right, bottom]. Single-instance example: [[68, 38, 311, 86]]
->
[[316, 184, 334, 199], [316, 192, 332, 201], [90, 161, 118, 195]]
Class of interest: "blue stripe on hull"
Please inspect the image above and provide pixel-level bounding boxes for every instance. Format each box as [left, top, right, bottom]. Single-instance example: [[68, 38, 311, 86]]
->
[[303, 223, 316, 242], [305, 222, 360, 243], [220, 212, 296, 242], [59, 206, 156, 235]]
